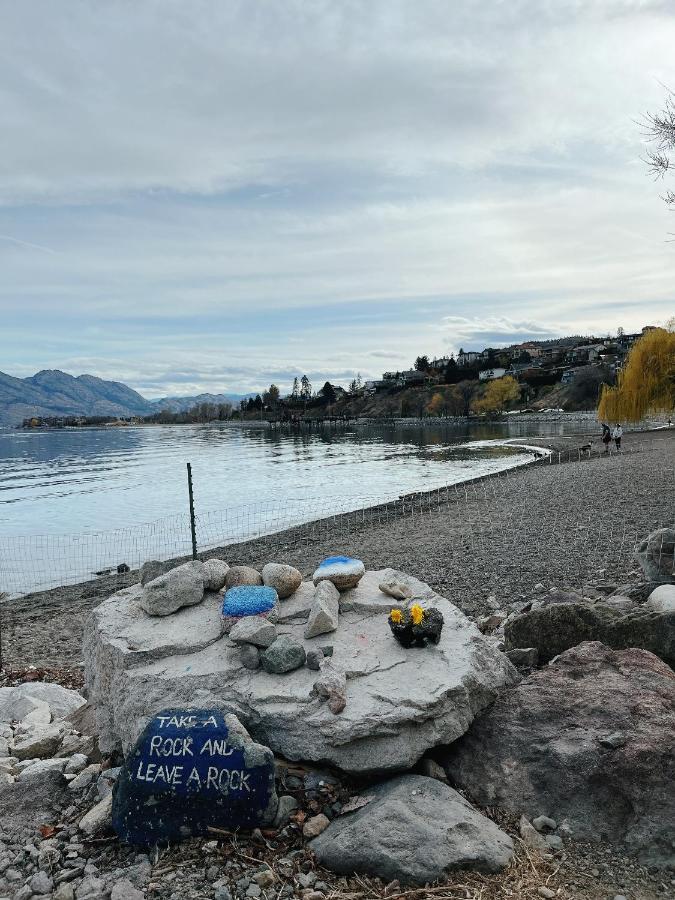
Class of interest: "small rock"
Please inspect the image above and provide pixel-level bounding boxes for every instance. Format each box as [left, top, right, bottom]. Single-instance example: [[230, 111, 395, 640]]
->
[[378, 580, 413, 601], [519, 816, 549, 852], [140, 561, 205, 616], [97, 766, 121, 799], [225, 566, 263, 589], [253, 868, 276, 888], [238, 645, 261, 670], [260, 636, 306, 674], [246, 885, 261, 898], [273, 795, 299, 828], [214, 888, 232, 900], [303, 814, 330, 839], [79, 794, 113, 836], [111, 879, 145, 900], [304, 582, 340, 639], [64, 753, 89, 775], [68, 764, 101, 792], [599, 731, 626, 749], [296, 872, 316, 888], [12, 724, 65, 760], [30, 871, 54, 894], [505, 647, 539, 668], [229, 616, 277, 648], [54, 885, 76, 900], [262, 563, 303, 599], [13, 886, 33, 900], [20, 757, 68, 780], [306, 648, 325, 671], [537, 888, 556, 899], [532, 815, 557, 832], [311, 661, 347, 714], [546, 834, 563, 850], [202, 558, 230, 592]]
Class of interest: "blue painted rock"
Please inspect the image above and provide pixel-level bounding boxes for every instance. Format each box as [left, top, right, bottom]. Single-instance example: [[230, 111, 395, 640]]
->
[[221, 585, 279, 634], [313, 556, 365, 592], [112, 709, 278, 845]]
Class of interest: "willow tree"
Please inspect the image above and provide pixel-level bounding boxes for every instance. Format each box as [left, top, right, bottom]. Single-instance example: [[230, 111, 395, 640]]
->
[[597, 325, 675, 423]]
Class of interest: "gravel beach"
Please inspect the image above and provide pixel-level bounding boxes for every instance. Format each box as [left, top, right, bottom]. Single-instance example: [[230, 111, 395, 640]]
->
[[2, 429, 673, 670]]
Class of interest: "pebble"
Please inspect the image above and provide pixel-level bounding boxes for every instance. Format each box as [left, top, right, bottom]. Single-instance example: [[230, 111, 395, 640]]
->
[[532, 815, 557, 832], [537, 889, 556, 899], [30, 871, 54, 894], [302, 814, 330, 839], [214, 887, 232, 900]]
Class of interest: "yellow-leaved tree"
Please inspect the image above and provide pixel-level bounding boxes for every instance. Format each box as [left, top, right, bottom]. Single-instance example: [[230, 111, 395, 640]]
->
[[426, 392, 446, 417], [472, 376, 520, 415], [597, 324, 675, 423]]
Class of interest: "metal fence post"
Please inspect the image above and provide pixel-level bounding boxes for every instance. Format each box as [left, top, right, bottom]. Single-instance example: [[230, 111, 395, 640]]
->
[[187, 463, 198, 560]]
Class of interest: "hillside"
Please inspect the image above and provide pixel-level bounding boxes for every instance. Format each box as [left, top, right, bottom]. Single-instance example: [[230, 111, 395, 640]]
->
[[152, 392, 249, 413], [0, 370, 154, 425]]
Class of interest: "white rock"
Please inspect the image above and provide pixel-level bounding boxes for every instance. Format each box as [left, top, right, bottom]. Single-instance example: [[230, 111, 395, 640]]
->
[[202, 558, 230, 592], [84, 569, 518, 774], [12, 723, 66, 760], [139, 560, 205, 616], [0, 771, 15, 785], [0, 695, 52, 728], [19, 758, 68, 780], [64, 753, 89, 774], [0, 682, 85, 722], [111, 879, 145, 900], [313, 556, 365, 591], [304, 581, 340, 639], [79, 793, 113, 836], [379, 579, 413, 601], [68, 763, 101, 792], [229, 616, 277, 648], [646, 584, 675, 613]]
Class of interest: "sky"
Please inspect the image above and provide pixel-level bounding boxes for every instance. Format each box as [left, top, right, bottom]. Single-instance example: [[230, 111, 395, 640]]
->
[[1, 1, 674, 398]]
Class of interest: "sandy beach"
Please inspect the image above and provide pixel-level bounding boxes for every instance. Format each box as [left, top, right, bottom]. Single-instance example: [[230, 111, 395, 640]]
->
[[2, 428, 672, 671]]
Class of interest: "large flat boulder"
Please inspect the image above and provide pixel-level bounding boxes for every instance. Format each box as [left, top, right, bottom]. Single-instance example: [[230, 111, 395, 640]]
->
[[504, 601, 675, 667], [445, 642, 675, 868], [84, 569, 517, 774], [311, 774, 513, 884]]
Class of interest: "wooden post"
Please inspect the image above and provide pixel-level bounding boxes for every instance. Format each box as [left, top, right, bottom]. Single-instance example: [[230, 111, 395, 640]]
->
[[187, 463, 197, 559]]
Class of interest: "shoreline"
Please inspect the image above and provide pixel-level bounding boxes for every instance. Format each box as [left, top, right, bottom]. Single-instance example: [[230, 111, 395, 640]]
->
[[2, 428, 672, 671]]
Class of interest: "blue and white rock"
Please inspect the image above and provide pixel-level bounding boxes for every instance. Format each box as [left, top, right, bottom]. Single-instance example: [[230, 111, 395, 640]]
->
[[139, 561, 205, 617], [313, 556, 365, 592], [304, 581, 340, 639], [84, 569, 518, 774], [111, 709, 277, 845]]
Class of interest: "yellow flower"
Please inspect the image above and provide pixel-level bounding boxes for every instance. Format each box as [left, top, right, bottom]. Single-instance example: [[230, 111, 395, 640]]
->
[[389, 608, 402, 624], [410, 603, 424, 626]]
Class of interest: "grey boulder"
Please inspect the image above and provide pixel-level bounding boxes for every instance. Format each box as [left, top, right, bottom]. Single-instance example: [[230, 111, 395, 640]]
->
[[504, 600, 675, 668], [635, 527, 675, 584], [139, 561, 205, 616], [445, 641, 675, 868], [304, 581, 340, 639], [311, 774, 513, 884], [139, 559, 172, 585], [0, 682, 86, 723], [262, 563, 302, 599], [260, 635, 306, 674]]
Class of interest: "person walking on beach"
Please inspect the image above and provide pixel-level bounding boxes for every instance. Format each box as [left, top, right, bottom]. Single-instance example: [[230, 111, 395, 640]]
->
[[601, 423, 611, 453], [613, 423, 623, 452]]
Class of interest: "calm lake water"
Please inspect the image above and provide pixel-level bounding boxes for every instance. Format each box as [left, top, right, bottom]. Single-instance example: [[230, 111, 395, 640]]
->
[[0, 419, 591, 594]]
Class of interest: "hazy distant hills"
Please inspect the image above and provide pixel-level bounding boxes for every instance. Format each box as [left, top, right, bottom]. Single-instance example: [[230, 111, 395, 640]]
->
[[0, 369, 249, 425]]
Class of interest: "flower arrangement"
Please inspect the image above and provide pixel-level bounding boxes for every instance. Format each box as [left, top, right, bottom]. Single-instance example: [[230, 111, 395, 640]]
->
[[388, 603, 444, 648]]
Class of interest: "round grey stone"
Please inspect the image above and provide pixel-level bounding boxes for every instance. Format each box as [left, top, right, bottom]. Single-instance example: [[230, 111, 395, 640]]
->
[[260, 636, 306, 674]]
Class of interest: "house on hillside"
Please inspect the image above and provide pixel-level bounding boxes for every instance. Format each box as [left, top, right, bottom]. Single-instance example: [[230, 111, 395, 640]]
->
[[479, 367, 507, 381], [457, 351, 480, 366]]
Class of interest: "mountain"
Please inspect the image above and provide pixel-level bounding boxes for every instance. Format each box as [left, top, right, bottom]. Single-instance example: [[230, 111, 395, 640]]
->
[[0, 369, 154, 425], [152, 392, 252, 413]]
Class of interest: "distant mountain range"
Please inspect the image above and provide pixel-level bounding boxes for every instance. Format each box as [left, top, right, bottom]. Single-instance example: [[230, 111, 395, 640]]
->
[[0, 370, 249, 425]]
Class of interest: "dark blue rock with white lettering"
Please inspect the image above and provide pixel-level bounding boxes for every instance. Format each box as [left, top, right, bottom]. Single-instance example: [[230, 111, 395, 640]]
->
[[112, 708, 278, 845]]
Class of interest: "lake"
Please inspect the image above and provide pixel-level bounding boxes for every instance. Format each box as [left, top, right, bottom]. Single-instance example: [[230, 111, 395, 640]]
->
[[0, 418, 591, 594]]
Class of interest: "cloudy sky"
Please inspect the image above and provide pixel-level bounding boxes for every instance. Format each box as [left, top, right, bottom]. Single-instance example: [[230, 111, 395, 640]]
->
[[1, 1, 674, 398]]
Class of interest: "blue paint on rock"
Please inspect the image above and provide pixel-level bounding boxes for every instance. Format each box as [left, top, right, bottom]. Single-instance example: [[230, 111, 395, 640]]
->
[[112, 708, 277, 846], [222, 586, 278, 618], [317, 555, 355, 567]]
